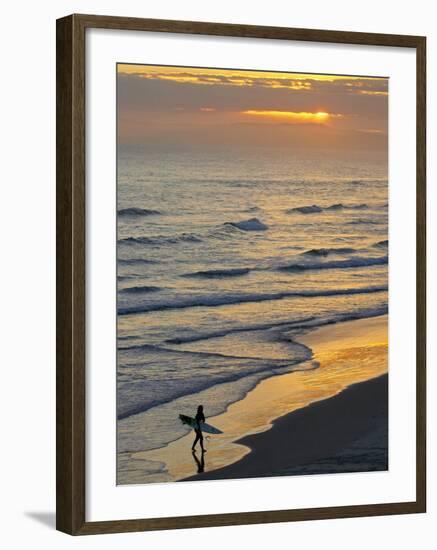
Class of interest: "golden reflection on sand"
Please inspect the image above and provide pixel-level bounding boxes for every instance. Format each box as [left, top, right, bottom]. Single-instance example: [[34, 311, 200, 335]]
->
[[129, 315, 388, 483]]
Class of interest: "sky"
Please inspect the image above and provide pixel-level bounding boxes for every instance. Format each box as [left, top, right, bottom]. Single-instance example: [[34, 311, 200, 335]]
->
[[117, 64, 388, 157]]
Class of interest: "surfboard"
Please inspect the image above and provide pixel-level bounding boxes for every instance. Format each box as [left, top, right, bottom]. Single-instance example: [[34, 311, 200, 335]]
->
[[179, 414, 223, 435]]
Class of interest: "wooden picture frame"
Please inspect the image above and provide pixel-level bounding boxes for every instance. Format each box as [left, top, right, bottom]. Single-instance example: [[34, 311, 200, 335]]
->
[[56, 13, 426, 535]]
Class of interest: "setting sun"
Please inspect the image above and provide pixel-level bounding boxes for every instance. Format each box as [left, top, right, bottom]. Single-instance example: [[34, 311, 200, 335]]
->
[[241, 109, 340, 123]]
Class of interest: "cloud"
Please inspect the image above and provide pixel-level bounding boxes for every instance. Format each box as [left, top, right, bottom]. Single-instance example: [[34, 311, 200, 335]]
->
[[118, 73, 388, 116], [118, 65, 388, 95]]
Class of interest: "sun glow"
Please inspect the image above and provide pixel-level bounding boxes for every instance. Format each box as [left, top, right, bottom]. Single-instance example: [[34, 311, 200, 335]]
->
[[241, 109, 341, 123]]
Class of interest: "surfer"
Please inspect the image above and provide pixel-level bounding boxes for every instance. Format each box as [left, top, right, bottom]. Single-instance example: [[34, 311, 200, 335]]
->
[[192, 405, 206, 453]]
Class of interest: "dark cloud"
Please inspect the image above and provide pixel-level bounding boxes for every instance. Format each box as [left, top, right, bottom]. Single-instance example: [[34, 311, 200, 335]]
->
[[118, 73, 387, 114]]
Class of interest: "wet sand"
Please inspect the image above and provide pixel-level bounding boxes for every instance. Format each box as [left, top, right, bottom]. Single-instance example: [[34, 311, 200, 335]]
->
[[183, 373, 388, 481]]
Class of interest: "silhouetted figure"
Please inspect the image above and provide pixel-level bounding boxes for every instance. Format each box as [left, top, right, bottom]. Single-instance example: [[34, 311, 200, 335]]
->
[[191, 405, 206, 452]]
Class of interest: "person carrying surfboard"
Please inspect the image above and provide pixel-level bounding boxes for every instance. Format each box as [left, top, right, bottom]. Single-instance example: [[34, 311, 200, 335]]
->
[[192, 405, 206, 453]]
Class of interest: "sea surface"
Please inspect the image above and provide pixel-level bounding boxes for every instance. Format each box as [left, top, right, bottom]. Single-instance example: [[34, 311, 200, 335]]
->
[[116, 147, 388, 480]]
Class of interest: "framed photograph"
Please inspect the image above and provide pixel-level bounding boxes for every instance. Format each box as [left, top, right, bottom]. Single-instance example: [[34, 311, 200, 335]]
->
[[56, 14, 426, 535]]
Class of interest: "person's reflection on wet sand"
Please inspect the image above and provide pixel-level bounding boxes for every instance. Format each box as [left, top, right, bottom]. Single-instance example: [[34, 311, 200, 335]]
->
[[192, 449, 205, 473]]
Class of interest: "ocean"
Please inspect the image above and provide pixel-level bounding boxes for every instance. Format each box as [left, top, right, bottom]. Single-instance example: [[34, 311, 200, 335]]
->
[[116, 147, 388, 481]]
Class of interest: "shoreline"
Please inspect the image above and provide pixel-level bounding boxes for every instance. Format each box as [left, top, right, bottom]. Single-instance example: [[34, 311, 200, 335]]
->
[[122, 314, 388, 484], [183, 373, 388, 481]]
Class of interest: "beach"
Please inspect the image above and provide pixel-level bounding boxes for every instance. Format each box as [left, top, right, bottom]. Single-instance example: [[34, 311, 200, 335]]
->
[[183, 374, 388, 481], [123, 313, 388, 483]]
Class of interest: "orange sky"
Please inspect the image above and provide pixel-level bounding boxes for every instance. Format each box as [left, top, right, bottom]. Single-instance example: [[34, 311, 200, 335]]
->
[[117, 64, 388, 155]]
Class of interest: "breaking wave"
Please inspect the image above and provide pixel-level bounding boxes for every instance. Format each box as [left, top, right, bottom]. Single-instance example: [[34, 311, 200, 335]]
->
[[118, 285, 387, 315], [182, 267, 251, 279], [278, 255, 388, 272], [287, 203, 369, 214], [224, 217, 268, 231], [118, 207, 161, 217]]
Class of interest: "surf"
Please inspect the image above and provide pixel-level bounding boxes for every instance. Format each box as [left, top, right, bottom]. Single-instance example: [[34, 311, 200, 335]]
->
[[224, 217, 269, 231], [117, 285, 388, 315], [286, 203, 370, 214], [118, 207, 162, 217], [278, 255, 388, 272]]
